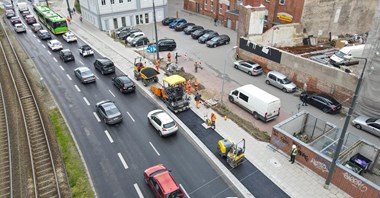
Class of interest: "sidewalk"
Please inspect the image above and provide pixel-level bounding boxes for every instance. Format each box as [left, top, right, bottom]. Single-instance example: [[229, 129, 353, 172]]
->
[[52, 0, 350, 197]]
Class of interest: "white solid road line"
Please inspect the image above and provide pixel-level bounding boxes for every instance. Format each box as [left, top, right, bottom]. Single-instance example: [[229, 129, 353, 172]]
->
[[104, 130, 114, 143], [127, 112, 135, 122], [117, 153, 128, 169], [108, 90, 115, 97], [149, 142, 160, 156], [42, 44, 45, 48], [133, 184, 144, 198], [74, 85, 81, 92], [180, 184, 190, 198], [93, 112, 101, 122], [53, 57, 58, 62], [66, 74, 72, 80], [83, 97, 90, 106], [60, 65, 65, 71], [48, 51, 51, 55]]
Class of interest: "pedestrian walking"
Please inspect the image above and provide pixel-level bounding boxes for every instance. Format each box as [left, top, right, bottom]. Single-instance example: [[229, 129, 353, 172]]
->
[[194, 61, 199, 73], [303, 82, 307, 92], [167, 52, 171, 62], [214, 18, 218, 26], [72, 7, 76, 14], [289, 145, 298, 164], [79, 15, 83, 22], [184, 52, 188, 61], [301, 94, 308, 106], [155, 59, 160, 71], [195, 92, 201, 109], [211, 112, 216, 129], [175, 52, 179, 64]]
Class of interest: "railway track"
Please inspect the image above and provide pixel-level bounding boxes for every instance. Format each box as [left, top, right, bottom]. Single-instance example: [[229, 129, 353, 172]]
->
[[0, 20, 61, 197], [0, 84, 12, 198]]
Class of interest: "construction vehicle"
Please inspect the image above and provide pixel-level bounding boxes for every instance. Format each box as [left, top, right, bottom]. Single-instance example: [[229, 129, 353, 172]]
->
[[217, 138, 245, 168], [150, 75, 190, 113], [133, 57, 159, 86]]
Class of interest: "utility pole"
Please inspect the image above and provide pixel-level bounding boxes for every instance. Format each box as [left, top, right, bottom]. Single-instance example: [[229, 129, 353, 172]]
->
[[66, 0, 72, 19], [152, 0, 159, 60]]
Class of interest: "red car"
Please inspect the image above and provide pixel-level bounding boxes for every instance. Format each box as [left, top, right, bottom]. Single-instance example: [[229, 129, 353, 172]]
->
[[144, 164, 184, 198]]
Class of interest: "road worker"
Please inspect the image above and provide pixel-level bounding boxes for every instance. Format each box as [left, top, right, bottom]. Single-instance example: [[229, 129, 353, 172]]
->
[[211, 112, 216, 129]]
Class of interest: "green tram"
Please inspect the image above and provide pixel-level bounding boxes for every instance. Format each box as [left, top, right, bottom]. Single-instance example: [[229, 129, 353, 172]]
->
[[33, 5, 68, 34]]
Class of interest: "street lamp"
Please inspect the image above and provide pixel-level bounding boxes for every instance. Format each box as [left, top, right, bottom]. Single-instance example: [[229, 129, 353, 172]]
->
[[220, 46, 238, 104], [324, 57, 368, 188]]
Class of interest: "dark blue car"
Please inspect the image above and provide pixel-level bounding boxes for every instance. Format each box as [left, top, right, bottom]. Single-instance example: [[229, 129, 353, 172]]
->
[[169, 18, 187, 29]]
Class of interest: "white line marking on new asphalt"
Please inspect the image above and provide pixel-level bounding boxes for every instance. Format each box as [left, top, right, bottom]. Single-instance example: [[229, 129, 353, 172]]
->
[[104, 130, 114, 143], [109, 90, 115, 97], [60, 65, 64, 71], [117, 153, 128, 169], [93, 112, 100, 122], [53, 57, 58, 62], [127, 112, 135, 122], [42, 44, 45, 48], [47, 51, 51, 55], [83, 97, 90, 106], [66, 74, 72, 80], [134, 184, 144, 198], [149, 142, 160, 156], [180, 184, 190, 198], [74, 85, 81, 92]]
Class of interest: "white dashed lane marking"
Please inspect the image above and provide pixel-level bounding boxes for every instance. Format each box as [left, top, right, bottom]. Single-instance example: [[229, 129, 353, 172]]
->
[[42, 44, 45, 48], [104, 130, 114, 143], [117, 153, 128, 169], [60, 65, 64, 71], [149, 142, 160, 156], [93, 112, 100, 122], [134, 184, 144, 198], [108, 90, 115, 97], [66, 74, 72, 80], [53, 57, 58, 62], [127, 112, 135, 122], [83, 97, 90, 106], [47, 51, 51, 55], [74, 85, 81, 92]]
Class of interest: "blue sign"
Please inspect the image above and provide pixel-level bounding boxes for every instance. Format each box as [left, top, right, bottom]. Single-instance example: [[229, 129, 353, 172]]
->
[[146, 44, 157, 53]]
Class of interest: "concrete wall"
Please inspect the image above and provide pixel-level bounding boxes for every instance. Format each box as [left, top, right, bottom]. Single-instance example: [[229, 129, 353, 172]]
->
[[248, 23, 303, 47]]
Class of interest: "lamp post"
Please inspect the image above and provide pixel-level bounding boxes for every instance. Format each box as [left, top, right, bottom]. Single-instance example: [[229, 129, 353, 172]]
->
[[66, 0, 72, 19], [324, 57, 368, 188], [152, 0, 160, 60], [220, 46, 237, 104]]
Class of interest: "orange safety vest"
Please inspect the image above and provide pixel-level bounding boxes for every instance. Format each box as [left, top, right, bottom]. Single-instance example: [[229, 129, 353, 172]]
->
[[211, 113, 216, 122]]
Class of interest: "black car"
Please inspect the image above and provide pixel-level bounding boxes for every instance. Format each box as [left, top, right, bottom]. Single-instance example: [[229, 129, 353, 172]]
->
[[10, 16, 21, 25], [130, 36, 150, 47], [162, 17, 176, 26], [94, 58, 115, 75], [21, 10, 31, 18], [198, 31, 219, 44], [118, 28, 141, 40], [191, 29, 213, 39], [59, 49, 75, 62], [95, 100, 123, 125], [37, 30, 52, 40], [174, 22, 195, 32], [155, 38, 176, 51], [300, 91, 342, 114], [115, 26, 131, 36], [112, 75, 136, 93], [184, 25, 204, 35], [206, 35, 230, 47]]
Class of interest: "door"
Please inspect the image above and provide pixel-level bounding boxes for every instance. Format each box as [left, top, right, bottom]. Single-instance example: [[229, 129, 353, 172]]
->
[[196, 3, 200, 13], [121, 17, 126, 27], [227, 19, 231, 28], [368, 123, 380, 136]]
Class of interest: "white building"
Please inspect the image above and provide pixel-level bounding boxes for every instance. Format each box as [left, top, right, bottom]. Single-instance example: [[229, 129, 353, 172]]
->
[[80, 0, 167, 30]]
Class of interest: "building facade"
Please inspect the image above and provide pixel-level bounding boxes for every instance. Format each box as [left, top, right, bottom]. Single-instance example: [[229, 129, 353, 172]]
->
[[80, 0, 167, 30]]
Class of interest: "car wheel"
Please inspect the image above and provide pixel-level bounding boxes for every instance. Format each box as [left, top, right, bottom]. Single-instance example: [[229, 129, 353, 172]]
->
[[101, 70, 104, 75], [355, 124, 362, 130], [265, 80, 270, 85], [234, 65, 238, 69], [159, 131, 163, 137], [248, 71, 252, 76], [253, 112, 259, 120], [282, 88, 287, 93], [226, 41, 230, 44], [213, 44, 216, 48], [229, 96, 234, 103], [144, 177, 149, 184], [322, 107, 329, 113]]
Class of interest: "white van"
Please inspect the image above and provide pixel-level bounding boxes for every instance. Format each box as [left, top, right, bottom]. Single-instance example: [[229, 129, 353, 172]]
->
[[126, 32, 145, 43], [330, 44, 365, 66], [229, 84, 281, 122], [17, 2, 28, 12]]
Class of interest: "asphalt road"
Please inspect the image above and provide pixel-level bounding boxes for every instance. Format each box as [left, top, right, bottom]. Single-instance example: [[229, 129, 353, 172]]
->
[[9, 7, 237, 197]]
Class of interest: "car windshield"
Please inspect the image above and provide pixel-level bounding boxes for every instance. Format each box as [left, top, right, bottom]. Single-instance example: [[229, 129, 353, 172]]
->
[[203, 33, 210, 37], [166, 189, 182, 198], [281, 78, 291, 84], [334, 51, 347, 58], [104, 104, 119, 116], [366, 118, 378, 123], [163, 121, 175, 128], [81, 70, 92, 76], [210, 37, 219, 41]]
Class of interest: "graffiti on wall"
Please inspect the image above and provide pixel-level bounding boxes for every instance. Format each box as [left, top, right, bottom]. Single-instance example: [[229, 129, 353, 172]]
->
[[272, 138, 286, 149], [297, 149, 309, 162], [343, 172, 368, 192], [310, 156, 331, 173]]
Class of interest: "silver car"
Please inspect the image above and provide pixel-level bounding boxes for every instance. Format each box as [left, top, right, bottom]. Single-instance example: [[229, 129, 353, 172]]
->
[[352, 115, 380, 137], [265, 71, 297, 93], [96, 100, 123, 125], [74, 67, 96, 84], [14, 23, 26, 33], [234, 60, 263, 76]]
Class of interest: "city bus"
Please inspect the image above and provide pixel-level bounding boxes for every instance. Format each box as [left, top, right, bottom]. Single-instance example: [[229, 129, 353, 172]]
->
[[33, 5, 68, 34]]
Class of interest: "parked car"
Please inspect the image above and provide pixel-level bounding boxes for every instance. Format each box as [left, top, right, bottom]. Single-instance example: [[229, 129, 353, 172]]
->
[[25, 15, 37, 25], [95, 100, 123, 125], [10, 16, 21, 25], [144, 164, 184, 197], [126, 32, 145, 43], [4, 4, 15, 11], [169, 18, 186, 28], [59, 49, 75, 62], [78, 45, 94, 57], [112, 75, 136, 93], [156, 38, 176, 51], [147, 109, 178, 136], [265, 71, 297, 93], [130, 36, 149, 47], [20, 10, 31, 18], [198, 31, 219, 44], [118, 28, 141, 40], [115, 26, 131, 36], [299, 92, 342, 114], [47, 39, 63, 51], [174, 22, 194, 31], [37, 29, 52, 40], [233, 60, 263, 76], [74, 67, 96, 84], [206, 35, 230, 47], [14, 23, 26, 33], [94, 58, 115, 75], [352, 115, 380, 137], [31, 23, 43, 33], [62, 32, 77, 42], [184, 25, 203, 35], [5, 9, 15, 18], [162, 17, 176, 26], [191, 29, 213, 39]]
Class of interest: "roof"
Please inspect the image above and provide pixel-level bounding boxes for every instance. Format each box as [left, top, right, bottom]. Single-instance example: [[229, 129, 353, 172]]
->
[[163, 75, 186, 85], [155, 111, 173, 124], [237, 84, 280, 102], [154, 171, 179, 194]]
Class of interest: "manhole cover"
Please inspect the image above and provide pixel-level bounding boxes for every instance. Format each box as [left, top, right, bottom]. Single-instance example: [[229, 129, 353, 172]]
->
[[269, 158, 282, 168]]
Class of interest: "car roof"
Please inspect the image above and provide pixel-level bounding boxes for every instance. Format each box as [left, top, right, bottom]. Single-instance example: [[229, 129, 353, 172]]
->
[[49, 39, 61, 43], [76, 67, 91, 72], [153, 171, 179, 194], [154, 111, 174, 123], [65, 32, 75, 36], [242, 60, 258, 65], [97, 58, 112, 63], [15, 23, 23, 26], [26, 15, 34, 17], [117, 75, 132, 83], [40, 30, 48, 33], [32, 23, 41, 26], [268, 71, 287, 78]]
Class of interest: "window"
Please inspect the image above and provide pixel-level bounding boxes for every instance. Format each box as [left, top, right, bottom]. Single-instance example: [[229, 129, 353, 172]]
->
[[279, 0, 285, 5], [101, 0, 106, 5], [111, 0, 114, 4], [119, 0, 123, 3], [127, 0, 131, 2], [219, 4, 222, 14], [113, 18, 118, 28], [135, 15, 139, 25], [204, 0, 207, 10], [145, 13, 149, 23], [239, 93, 248, 102]]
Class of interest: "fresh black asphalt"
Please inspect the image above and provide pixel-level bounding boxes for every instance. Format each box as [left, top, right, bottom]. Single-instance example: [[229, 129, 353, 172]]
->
[[177, 110, 290, 198]]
